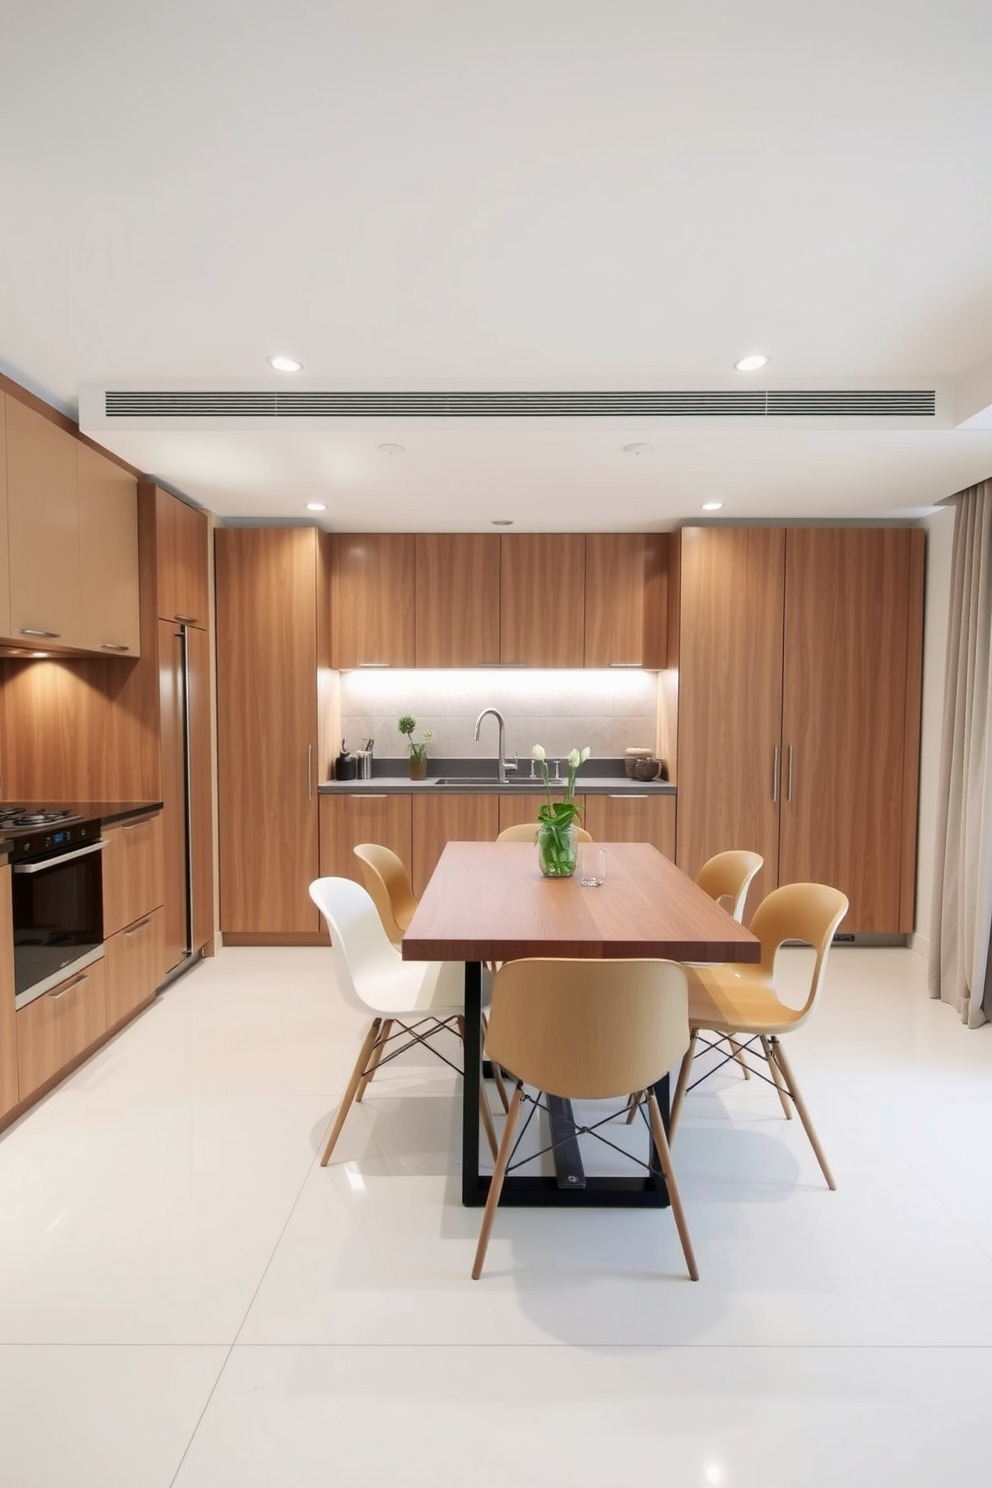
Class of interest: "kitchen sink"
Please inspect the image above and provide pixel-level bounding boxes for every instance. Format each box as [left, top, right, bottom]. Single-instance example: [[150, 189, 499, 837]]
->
[[434, 776, 535, 786]]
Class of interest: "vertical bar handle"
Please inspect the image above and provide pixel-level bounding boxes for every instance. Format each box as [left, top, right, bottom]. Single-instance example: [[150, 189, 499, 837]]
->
[[772, 745, 780, 804], [786, 745, 794, 803], [307, 744, 313, 802]]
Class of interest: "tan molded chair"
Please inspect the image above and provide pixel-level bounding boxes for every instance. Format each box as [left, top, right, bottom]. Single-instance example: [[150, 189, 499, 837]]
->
[[472, 957, 698, 1282], [496, 822, 593, 844], [669, 882, 849, 1189], [353, 843, 418, 946], [309, 876, 500, 1165], [695, 849, 764, 924]]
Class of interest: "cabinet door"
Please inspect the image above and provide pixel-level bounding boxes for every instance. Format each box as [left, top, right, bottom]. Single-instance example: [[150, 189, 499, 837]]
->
[[415, 534, 500, 666], [330, 534, 415, 668], [779, 527, 922, 933], [319, 794, 413, 882], [584, 794, 676, 861], [0, 867, 18, 1116], [102, 815, 165, 937], [216, 527, 321, 935], [187, 624, 215, 954], [497, 793, 550, 835], [15, 958, 108, 1101], [156, 488, 209, 627], [77, 444, 141, 655], [674, 527, 786, 905], [411, 795, 499, 897], [5, 398, 81, 647], [500, 534, 586, 667], [105, 908, 166, 1029], [0, 397, 10, 639], [584, 534, 668, 668]]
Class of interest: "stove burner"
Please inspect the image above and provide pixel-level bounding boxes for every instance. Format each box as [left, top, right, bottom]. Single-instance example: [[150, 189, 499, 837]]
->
[[0, 808, 78, 829]]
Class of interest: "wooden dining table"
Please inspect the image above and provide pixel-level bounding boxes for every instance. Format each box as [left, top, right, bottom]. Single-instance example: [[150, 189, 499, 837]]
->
[[402, 840, 761, 1209]]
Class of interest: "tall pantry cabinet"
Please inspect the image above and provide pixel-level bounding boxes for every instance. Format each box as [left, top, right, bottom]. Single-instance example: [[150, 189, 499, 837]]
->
[[215, 526, 333, 941], [674, 525, 924, 934]]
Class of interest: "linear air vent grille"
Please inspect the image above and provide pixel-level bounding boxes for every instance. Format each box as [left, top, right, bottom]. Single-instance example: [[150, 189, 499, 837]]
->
[[102, 388, 937, 419]]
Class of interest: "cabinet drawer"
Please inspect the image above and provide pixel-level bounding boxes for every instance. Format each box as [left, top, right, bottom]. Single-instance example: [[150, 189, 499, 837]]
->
[[16, 957, 108, 1100], [105, 907, 166, 1029], [102, 814, 165, 937]]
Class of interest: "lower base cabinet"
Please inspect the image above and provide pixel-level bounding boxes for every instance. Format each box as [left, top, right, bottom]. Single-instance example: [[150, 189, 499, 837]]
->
[[583, 794, 676, 860], [318, 794, 413, 887], [16, 958, 108, 1102], [105, 907, 166, 1029]]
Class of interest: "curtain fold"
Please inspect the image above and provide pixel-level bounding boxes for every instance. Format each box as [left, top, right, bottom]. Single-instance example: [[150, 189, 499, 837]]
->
[[929, 480, 992, 1028]]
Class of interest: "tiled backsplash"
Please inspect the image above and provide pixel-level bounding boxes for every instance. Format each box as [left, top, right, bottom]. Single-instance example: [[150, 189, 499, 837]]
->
[[339, 669, 659, 765]]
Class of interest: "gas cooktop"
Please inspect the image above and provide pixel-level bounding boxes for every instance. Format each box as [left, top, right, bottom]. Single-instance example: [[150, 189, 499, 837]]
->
[[0, 807, 82, 831]]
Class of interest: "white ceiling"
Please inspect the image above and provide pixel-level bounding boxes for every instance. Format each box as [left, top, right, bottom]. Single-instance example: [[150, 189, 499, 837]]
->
[[3, 0, 992, 531]]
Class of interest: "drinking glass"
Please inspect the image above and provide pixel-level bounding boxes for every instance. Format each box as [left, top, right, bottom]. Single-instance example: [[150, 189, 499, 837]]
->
[[579, 847, 607, 887]]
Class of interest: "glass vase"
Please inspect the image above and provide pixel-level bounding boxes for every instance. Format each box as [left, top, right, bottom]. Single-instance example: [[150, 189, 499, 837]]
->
[[537, 822, 577, 879], [409, 755, 427, 781]]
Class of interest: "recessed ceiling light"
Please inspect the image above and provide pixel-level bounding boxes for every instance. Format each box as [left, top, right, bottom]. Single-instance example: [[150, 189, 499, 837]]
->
[[491, 519, 514, 526], [267, 354, 302, 372], [378, 442, 405, 455], [622, 442, 653, 455], [701, 501, 724, 511], [734, 353, 768, 372], [305, 502, 327, 512]]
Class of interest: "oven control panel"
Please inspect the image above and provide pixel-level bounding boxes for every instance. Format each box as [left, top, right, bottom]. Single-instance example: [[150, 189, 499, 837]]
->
[[8, 818, 100, 865]]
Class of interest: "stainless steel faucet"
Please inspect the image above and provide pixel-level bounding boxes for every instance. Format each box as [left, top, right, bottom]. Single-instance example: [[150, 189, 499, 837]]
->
[[473, 707, 516, 784]]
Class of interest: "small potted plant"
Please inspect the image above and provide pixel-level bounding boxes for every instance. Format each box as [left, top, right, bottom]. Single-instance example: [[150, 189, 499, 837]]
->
[[398, 715, 436, 781], [533, 744, 590, 877]]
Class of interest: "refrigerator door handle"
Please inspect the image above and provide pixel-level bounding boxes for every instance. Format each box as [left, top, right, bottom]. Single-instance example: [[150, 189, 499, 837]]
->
[[180, 624, 194, 958]]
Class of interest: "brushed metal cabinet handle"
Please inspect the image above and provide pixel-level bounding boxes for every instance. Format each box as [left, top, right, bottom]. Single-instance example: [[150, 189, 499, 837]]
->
[[51, 973, 89, 1000], [100, 643, 130, 652], [123, 917, 152, 937], [173, 612, 199, 624], [308, 745, 313, 802], [20, 627, 61, 639], [772, 745, 780, 804]]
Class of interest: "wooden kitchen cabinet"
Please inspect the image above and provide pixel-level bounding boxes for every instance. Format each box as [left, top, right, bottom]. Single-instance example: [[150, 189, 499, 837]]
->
[[5, 396, 81, 648], [329, 533, 415, 669], [0, 397, 10, 639], [102, 813, 165, 938], [674, 525, 924, 933], [15, 957, 108, 1102], [584, 793, 676, 861], [0, 866, 18, 1117], [500, 534, 586, 667], [104, 908, 166, 1030], [411, 794, 499, 897], [154, 487, 210, 627], [497, 792, 559, 835], [319, 794, 413, 884], [415, 534, 500, 667], [216, 526, 332, 940], [584, 533, 669, 669], [77, 444, 141, 656], [157, 618, 214, 969]]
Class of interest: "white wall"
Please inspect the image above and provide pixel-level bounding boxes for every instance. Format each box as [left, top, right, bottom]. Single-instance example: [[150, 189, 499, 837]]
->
[[913, 506, 955, 953]]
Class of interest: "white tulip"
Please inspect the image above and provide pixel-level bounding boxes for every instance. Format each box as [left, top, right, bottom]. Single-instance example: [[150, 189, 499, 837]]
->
[[532, 744, 546, 761], [568, 748, 580, 768], [580, 746, 591, 763]]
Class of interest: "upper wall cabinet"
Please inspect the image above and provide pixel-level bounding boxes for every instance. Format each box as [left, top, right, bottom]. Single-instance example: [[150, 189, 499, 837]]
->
[[500, 534, 586, 667], [415, 533, 500, 667], [77, 444, 141, 655], [5, 396, 81, 648], [0, 399, 9, 639], [153, 487, 209, 628], [329, 534, 415, 669], [584, 533, 669, 668]]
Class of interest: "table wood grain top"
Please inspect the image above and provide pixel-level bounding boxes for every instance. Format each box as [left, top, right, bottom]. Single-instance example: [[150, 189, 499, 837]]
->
[[402, 841, 761, 964]]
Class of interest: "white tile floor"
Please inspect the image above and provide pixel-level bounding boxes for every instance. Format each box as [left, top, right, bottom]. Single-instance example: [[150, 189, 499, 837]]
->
[[1, 944, 991, 1487]]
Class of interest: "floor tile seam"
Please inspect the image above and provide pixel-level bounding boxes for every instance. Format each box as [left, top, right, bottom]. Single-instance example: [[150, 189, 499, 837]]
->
[[167, 1342, 236, 1488], [215, 1340, 992, 1353], [878, 1147, 992, 1268], [227, 1145, 324, 1352]]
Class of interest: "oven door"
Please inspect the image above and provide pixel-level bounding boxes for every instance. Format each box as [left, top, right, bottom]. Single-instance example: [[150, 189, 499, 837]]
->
[[12, 841, 105, 1010]]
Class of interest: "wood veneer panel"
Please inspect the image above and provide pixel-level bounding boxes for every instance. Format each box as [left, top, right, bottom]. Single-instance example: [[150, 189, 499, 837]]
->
[[584, 534, 668, 668], [410, 794, 499, 897], [496, 792, 560, 835], [102, 814, 164, 938], [318, 793, 413, 882], [5, 397, 80, 645], [899, 530, 926, 933], [0, 397, 10, 638], [329, 534, 415, 668], [404, 841, 759, 964], [77, 444, 141, 655], [187, 623, 215, 953], [215, 527, 320, 934], [154, 488, 209, 626], [584, 793, 676, 861], [779, 527, 918, 932], [415, 534, 500, 666], [105, 907, 165, 1030], [0, 868, 18, 1115], [15, 958, 108, 1101], [674, 527, 785, 904], [500, 534, 585, 667]]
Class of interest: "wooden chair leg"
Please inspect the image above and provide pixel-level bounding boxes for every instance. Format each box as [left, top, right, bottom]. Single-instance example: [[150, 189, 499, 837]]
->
[[646, 1090, 699, 1281], [668, 1032, 698, 1139], [479, 1083, 499, 1161], [356, 1018, 393, 1102], [482, 1011, 510, 1112], [472, 1084, 523, 1279], [320, 1018, 382, 1167], [760, 1035, 793, 1120], [726, 1035, 751, 1078], [768, 1038, 836, 1191], [625, 1091, 643, 1125]]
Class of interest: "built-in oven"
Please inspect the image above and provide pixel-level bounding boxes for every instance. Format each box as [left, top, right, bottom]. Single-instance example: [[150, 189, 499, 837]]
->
[[7, 814, 105, 1011]]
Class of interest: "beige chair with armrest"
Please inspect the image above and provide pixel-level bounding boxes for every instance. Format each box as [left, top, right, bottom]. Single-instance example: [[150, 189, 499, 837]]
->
[[495, 822, 593, 843], [669, 881, 849, 1189], [694, 849, 764, 1078], [472, 956, 698, 1282]]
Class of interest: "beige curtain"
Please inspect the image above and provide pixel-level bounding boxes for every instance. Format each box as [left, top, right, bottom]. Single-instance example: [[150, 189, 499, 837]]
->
[[929, 479, 992, 1027]]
